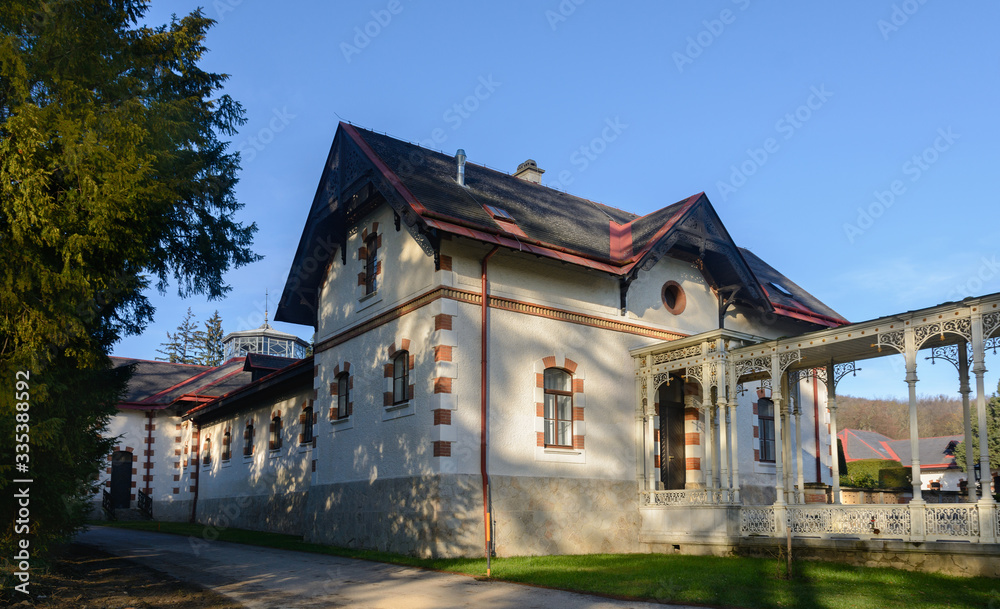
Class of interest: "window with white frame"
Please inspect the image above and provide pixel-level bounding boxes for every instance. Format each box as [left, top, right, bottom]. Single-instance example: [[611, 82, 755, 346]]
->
[[543, 368, 573, 448]]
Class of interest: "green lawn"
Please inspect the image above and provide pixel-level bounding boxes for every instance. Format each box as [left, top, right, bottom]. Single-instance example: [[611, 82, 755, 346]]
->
[[93, 521, 1000, 609]]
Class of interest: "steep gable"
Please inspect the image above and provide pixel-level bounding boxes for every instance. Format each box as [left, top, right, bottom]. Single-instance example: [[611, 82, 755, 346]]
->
[[277, 123, 845, 329]]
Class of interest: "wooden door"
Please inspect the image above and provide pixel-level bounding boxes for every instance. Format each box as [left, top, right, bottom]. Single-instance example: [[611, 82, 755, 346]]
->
[[659, 381, 686, 490], [110, 451, 132, 509]]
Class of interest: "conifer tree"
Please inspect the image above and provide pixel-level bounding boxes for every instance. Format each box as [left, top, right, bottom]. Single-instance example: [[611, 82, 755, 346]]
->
[[200, 310, 225, 366], [0, 0, 259, 565], [156, 308, 201, 364]]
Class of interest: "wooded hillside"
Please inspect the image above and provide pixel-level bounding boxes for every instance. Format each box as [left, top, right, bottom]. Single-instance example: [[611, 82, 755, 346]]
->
[[836, 394, 964, 439]]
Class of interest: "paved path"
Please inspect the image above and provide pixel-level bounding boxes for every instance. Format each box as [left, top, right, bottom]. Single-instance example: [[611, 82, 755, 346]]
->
[[77, 527, 696, 609]]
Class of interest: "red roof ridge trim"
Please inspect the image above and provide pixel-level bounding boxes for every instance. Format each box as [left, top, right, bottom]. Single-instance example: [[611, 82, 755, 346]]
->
[[622, 193, 702, 275], [184, 356, 313, 417], [341, 122, 429, 216], [609, 221, 633, 261], [138, 366, 220, 405], [188, 368, 246, 395]]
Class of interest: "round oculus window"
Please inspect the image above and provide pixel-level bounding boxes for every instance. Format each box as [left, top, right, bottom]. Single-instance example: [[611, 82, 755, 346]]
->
[[661, 281, 686, 315]]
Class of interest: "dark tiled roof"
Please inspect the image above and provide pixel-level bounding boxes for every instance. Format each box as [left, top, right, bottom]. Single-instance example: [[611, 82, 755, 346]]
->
[[111, 357, 211, 403], [838, 429, 896, 461], [884, 435, 964, 469], [198, 369, 254, 396], [741, 249, 846, 323], [278, 123, 846, 328], [839, 429, 963, 470], [112, 357, 254, 407], [629, 201, 691, 253], [172, 358, 247, 398], [355, 127, 642, 262], [244, 353, 300, 373]]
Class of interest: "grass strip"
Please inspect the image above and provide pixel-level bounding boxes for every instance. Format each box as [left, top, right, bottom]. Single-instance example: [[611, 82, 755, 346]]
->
[[91, 520, 1000, 609]]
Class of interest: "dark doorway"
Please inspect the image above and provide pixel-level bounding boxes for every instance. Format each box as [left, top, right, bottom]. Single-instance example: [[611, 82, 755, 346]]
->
[[110, 451, 132, 509], [658, 378, 686, 490]]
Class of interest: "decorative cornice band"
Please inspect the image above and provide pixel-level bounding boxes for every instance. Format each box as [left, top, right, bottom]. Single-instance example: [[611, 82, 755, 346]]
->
[[315, 287, 685, 353]]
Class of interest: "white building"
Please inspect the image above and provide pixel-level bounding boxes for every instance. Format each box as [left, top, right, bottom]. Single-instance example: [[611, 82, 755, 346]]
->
[[99, 124, 999, 574]]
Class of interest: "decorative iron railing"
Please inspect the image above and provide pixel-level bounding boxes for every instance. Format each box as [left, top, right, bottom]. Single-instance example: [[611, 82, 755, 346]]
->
[[924, 505, 979, 539], [787, 505, 911, 537], [137, 489, 153, 519], [102, 490, 115, 521], [639, 488, 735, 507], [740, 507, 776, 535]]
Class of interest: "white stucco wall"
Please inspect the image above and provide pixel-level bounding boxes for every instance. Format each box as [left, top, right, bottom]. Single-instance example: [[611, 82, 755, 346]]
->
[[312, 305, 444, 485], [94, 409, 190, 517], [316, 206, 438, 342], [195, 382, 314, 502]]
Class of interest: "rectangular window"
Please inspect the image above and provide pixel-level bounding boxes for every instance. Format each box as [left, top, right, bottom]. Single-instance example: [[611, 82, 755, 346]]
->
[[365, 235, 378, 295], [269, 416, 282, 451], [338, 374, 349, 418], [243, 423, 254, 457], [300, 408, 314, 445], [543, 368, 573, 447], [393, 352, 409, 404], [758, 398, 775, 462]]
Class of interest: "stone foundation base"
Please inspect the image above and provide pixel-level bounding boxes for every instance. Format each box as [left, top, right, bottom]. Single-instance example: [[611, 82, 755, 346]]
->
[[303, 474, 641, 558], [491, 475, 641, 556], [647, 536, 1000, 578], [196, 492, 306, 536], [304, 475, 484, 558]]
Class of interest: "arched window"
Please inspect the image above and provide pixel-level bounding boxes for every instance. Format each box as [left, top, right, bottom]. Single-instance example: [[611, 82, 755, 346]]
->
[[543, 368, 573, 447], [269, 414, 282, 451], [299, 404, 314, 445], [202, 436, 212, 465], [758, 398, 775, 462], [243, 420, 254, 457], [365, 234, 379, 294], [221, 428, 232, 461], [393, 351, 409, 404], [337, 373, 350, 418]]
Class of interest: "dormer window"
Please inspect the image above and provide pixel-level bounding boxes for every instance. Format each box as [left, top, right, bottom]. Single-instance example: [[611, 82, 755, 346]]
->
[[484, 205, 515, 222], [768, 282, 794, 298]]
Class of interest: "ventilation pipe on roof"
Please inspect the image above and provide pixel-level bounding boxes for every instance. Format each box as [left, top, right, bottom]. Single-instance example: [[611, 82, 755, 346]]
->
[[456, 149, 467, 187]]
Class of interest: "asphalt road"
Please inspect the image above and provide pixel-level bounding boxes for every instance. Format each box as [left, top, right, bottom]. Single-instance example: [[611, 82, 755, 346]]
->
[[76, 527, 696, 609]]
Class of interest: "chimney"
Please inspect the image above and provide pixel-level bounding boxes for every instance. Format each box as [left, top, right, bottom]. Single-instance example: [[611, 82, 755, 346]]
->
[[455, 149, 467, 187], [513, 159, 545, 184]]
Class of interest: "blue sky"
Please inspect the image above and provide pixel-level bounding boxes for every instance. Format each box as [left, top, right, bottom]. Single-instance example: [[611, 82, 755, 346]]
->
[[115, 1, 1000, 400]]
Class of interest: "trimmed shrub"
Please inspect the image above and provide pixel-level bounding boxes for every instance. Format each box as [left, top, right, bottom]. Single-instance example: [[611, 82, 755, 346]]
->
[[878, 466, 912, 489], [840, 459, 905, 489]]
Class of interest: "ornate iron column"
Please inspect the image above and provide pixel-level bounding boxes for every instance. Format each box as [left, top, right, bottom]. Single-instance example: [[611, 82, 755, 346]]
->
[[957, 343, 976, 503], [971, 312, 995, 506], [904, 326, 924, 505], [825, 362, 842, 504], [717, 359, 730, 493], [729, 396, 740, 503], [792, 383, 805, 504], [771, 353, 786, 506], [702, 392, 715, 492]]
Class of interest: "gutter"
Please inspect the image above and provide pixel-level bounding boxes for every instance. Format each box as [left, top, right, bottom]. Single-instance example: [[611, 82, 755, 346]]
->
[[480, 245, 499, 576], [189, 423, 200, 523]]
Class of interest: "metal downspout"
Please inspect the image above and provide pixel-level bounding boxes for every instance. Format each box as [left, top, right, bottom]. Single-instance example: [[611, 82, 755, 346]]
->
[[481, 246, 499, 576]]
